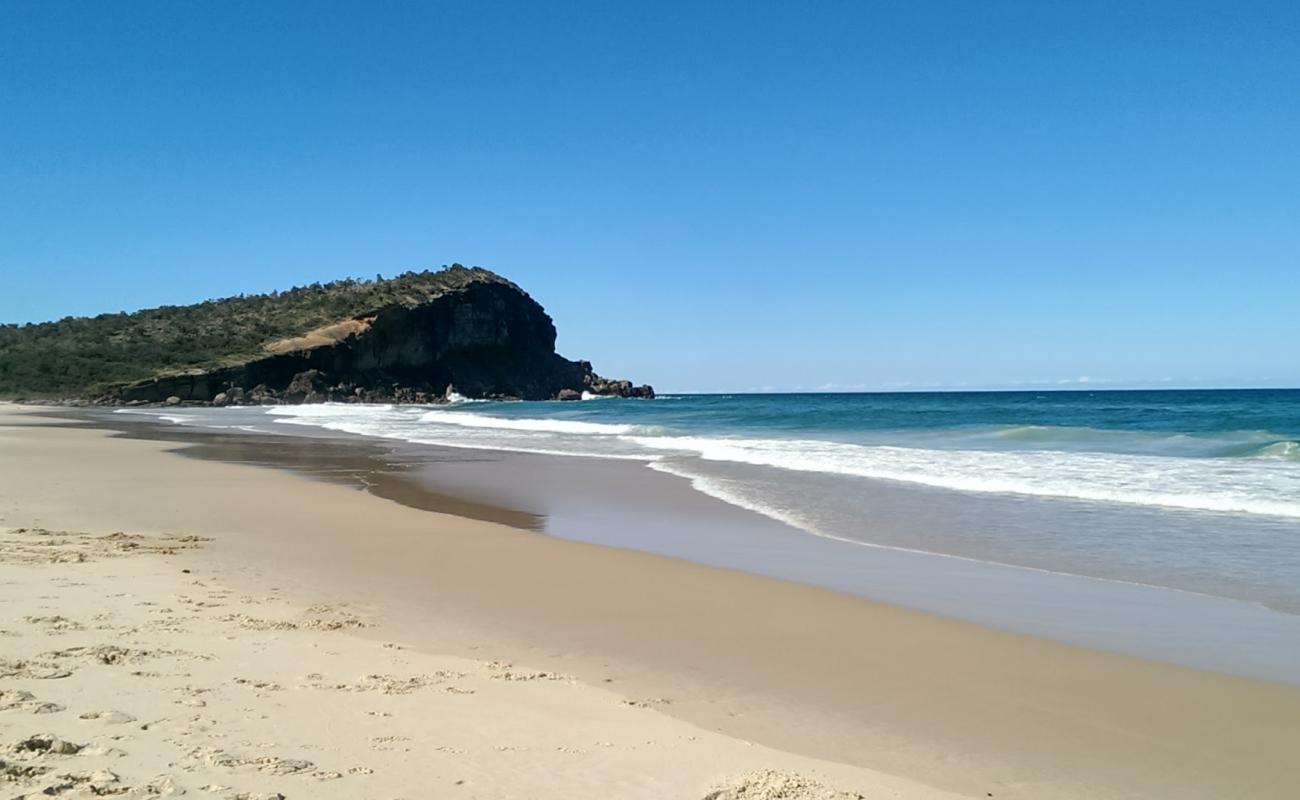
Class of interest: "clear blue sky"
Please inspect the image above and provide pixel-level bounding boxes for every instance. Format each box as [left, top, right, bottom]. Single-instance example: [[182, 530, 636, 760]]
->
[[2, 1, 1297, 392]]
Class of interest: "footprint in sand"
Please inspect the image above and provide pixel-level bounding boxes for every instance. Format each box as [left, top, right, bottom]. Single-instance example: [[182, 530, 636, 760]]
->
[[186, 746, 317, 776], [620, 697, 674, 709], [0, 657, 73, 680], [489, 669, 573, 682], [173, 686, 213, 708], [0, 690, 64, 714], [482, 660, 574, 682], [77, 710, 137, 724], [41, 644, 194, 667], [8, 768, 124, 798], [23, 615, 84, 633], [232, 677, 284, 692], [4, 733, 85, 756]]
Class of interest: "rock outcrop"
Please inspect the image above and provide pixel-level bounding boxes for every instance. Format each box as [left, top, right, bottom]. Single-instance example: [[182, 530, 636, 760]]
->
[[111, 267, 652, 405]]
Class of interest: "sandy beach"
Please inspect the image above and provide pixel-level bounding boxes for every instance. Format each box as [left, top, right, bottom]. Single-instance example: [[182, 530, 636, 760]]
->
[[3, 404, 1299, 800]]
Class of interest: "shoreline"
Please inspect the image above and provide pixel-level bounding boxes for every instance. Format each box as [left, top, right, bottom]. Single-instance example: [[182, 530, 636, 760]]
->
[[4, 404, 1300, 798], [82, 406, 1300, 685]]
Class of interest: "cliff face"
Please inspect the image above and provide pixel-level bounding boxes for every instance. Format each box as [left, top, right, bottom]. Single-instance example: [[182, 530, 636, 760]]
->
[[112, 269, 652, 405]]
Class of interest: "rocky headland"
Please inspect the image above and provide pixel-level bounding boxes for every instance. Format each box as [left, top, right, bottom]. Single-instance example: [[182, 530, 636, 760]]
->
[[1, 265, 652, 406]]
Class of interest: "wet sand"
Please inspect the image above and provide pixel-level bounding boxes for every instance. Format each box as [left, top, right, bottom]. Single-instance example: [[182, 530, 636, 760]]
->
[[84, 408, 1300, 685], [4, 404, 1300, 799]]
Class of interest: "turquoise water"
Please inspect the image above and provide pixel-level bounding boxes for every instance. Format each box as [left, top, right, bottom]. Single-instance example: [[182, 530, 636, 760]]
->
[[125, 389, 1300, 615]]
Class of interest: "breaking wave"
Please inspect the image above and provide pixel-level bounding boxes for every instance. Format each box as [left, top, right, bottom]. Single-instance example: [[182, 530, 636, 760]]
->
[[128, 398, 1300, 520]]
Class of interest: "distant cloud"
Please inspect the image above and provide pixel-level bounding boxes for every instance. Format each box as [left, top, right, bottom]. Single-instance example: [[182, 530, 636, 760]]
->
[[813, 382, 870, 392]]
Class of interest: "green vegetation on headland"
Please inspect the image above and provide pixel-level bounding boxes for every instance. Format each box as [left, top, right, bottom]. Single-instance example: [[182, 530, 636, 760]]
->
[[0, 266, 504, 399]]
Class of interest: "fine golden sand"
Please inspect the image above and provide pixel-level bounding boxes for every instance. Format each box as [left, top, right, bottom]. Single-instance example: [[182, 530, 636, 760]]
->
[[1, 405, 1297, 799]]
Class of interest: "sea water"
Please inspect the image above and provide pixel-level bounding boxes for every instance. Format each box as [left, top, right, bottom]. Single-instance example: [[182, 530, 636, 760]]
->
[[118, 390, 1300, 645], [124, 390, 1300, 611]]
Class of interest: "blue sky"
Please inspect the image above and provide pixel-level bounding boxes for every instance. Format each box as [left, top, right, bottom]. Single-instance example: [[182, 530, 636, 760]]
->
[[2, 1, 1297, 392]]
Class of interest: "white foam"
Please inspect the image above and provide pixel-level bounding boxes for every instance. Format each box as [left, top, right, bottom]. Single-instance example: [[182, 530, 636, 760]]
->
[[627, 435, 1300, 519], [149, 404, 1300, 520], [268, 403, 397, 416], [416, 409, 639, 435], [260, 404, 653, 460]]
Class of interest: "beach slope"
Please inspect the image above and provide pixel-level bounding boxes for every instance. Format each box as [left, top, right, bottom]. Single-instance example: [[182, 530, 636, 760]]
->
[[1, 405, 1298, 799]]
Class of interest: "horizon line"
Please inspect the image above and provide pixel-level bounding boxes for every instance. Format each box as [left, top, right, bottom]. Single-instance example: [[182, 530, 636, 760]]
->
[[659, 385, 1300, 396]]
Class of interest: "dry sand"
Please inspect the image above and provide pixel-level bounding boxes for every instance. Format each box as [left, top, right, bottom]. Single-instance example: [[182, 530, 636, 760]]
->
[[0, 526, 918, 799], [1, 405, 1298, 799]]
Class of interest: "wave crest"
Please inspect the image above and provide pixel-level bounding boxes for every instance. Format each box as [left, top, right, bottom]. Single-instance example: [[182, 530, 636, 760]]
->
[[417, 409, 642, 435], [624, 435, 1300, 519], [1248, 441, 1300, 462]]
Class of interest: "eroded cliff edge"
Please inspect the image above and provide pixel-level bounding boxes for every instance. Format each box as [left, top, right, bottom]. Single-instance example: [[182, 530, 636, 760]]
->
[[108, 267, 652, 405]]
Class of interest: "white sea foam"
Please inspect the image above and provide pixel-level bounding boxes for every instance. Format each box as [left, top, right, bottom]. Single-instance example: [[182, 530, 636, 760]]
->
[[267, 403, 398, 416], [444, 391, 492, 404], [416, 409, 641, 435], [138, 404, 1300, 520], [627, 435, 1300, 519], [259, 404, 652, 459]]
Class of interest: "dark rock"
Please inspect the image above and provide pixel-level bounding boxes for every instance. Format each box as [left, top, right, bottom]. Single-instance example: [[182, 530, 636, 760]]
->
[[212, 392, 229, 407], [585, 375, 655, 399], [247, 384, 278, 404], [283, 369, 331, 404], [557, 388, 582, 401]]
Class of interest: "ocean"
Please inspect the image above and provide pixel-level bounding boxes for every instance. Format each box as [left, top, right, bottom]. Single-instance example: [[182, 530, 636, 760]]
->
[[116, 389, 1300, 681], [126, 389, 1300, 609]]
